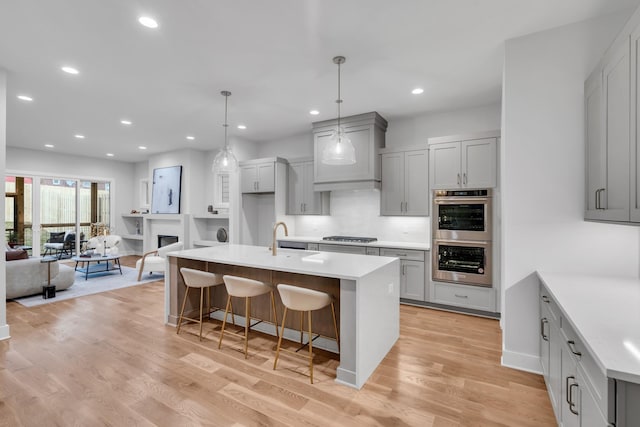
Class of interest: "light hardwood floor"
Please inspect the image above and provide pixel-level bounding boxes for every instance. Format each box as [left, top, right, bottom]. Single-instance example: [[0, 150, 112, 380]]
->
[[1, 256, 556, 426]]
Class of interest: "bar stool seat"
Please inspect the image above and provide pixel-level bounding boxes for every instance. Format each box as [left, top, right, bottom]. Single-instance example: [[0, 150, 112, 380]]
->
[[176, 267, 229, 341], [218, 275, 279, 358], [273, 284, 340, 384]]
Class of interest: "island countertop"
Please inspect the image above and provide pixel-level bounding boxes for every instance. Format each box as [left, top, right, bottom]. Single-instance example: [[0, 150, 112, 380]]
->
[[167, 244, 398, 280]]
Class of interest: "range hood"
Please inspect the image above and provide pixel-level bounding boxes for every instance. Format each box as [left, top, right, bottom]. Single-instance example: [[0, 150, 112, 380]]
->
[[312, 112, 388, 192]]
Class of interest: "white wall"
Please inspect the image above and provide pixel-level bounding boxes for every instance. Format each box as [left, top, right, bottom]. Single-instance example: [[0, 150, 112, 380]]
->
[[501, 12, 640, 372], [256, 106, 501, 242], [0, 69, 9, 341]]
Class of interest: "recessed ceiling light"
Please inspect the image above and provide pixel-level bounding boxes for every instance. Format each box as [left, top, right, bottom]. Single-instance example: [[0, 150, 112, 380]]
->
[[186, 135, 195, 140], [17, 95, 33, 101], [74, 134, 85, 139], [138, 146, 147, 150], [138, 16, 158, 28], [106, 153, 114, 157], [309, 110, 320, 115], [44, 144, 54, 148], [237, 125, 247, 130], [411, 88, 424, 95], [61, 66, 79, 75], [120, 119, 132, 125]]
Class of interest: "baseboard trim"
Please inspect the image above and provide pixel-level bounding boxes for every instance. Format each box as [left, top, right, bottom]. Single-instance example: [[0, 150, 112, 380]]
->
[[501, 349, 542, 375], [0, 324, 10, 341]]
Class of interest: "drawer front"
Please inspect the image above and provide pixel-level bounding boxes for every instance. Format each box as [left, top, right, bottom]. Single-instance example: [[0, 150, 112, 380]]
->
[[318, 244, 367, 255], [365, 247, 380, 256], [539, 285, 560, 322], [560, 319, 609, 416], [432, 282, 495, 311], [379, 248, 425, 261], [307, 243, 319, 251]]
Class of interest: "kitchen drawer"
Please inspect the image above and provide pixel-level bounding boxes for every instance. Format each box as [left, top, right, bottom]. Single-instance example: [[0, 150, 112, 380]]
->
[[366, 247, 380, 256], [539, 285, 560, 322], [318, 243, 367, 255], [431, 282, 495, 311], [379, 248, 425, 261], [307, 243, 319, 251], [560, 318, 611, 417]]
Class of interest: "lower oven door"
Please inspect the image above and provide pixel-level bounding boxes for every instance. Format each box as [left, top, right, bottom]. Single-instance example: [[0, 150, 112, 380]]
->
[[432, 239, 492, 287]]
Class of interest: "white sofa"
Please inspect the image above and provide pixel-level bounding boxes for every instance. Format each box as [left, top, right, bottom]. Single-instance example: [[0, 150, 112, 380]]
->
[[6, 257, 76, 299]]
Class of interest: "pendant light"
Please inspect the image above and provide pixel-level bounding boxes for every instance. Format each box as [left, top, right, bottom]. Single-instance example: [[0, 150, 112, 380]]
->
[[212, 90, 238, 172], [322, 56, 356, 165]]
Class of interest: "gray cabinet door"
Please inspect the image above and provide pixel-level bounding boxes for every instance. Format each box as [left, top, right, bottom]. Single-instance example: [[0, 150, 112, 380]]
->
[[287, 163, 304, 214], [257, 162, 275, 192], [381, 152, 404, 215], [404, 150, 429, 215], [632, 28, 640, 222], [400, 260, 425, 301], [585, 65, 606, 220], [462, 138, 496, 189], [429, 142, 461, 189], [240, 165, 258, 193]]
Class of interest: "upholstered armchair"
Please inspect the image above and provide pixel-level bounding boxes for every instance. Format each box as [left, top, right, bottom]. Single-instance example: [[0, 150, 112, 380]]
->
[[136, 241, 184, 281], [43, 231, 83, 259]]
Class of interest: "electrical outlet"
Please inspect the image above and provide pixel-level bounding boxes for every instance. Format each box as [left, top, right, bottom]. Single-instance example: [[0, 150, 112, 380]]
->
[[388, 282, 394, 294]]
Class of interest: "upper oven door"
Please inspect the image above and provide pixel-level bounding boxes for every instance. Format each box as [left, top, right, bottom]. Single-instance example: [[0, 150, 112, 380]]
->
[[432, 195, 492, 240]]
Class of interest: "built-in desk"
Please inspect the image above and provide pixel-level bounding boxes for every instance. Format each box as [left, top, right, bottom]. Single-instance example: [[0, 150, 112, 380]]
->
[[166, 244, 400, 389]]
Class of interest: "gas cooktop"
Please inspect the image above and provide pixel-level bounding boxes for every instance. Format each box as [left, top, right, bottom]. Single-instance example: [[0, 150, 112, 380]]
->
[[322, 236, 378, 243]]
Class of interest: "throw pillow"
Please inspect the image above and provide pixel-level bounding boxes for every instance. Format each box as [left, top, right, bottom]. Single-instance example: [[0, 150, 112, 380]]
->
[[6, 249, 28, 261]]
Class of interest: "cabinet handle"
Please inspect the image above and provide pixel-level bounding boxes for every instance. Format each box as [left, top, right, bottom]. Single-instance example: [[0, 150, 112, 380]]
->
[[404, 201, 408, 212], [463, 173, 467, 185], [569, 383, 579, 415], [567, 340, 582, 357], [400, 202, 404, 212], [541, 295, 550, 303], [454, 294, 468, 299], [457, 173, 461, 185], [303, 203, 306, 212], [565, 375, 574, 405], [402, 265, 406, 275], [595, 189, 600, 209], [396, 253, 407, 257], [540, 318, 549, 341]]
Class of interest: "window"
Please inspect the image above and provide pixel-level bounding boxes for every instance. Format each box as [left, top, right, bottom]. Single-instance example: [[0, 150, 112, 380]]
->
[[213, 172, 230, 209]]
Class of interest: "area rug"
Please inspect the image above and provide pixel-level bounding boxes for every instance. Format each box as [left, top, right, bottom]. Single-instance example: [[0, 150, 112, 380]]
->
[[13, 266, 163, 307]]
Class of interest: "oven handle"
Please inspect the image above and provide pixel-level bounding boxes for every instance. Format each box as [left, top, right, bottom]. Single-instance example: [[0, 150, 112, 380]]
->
[[433, 197, 490, 204], [433, 239, 491, 246]]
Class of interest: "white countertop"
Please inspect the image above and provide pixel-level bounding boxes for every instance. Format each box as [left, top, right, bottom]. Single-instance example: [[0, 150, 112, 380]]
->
[[537, 272, 640, 384], [277, 236, 430, 251], [168, 244, 398, 280]]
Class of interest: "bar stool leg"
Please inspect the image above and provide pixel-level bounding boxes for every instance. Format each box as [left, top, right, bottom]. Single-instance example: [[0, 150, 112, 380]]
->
[[300, 312, 304, 344], [244, 297, 250, 358], [331, 301, 340, 352], [176, 286, 191, 335], [198, 287, 204, 341], [273, 307, 288, 370], [308, 311, 314, 384], [270, 291, 279, 339], [218, 295, 232, 349]]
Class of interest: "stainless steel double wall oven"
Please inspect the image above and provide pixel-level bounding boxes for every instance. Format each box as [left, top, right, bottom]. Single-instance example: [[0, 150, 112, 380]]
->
[[432, 189, 492, 287]]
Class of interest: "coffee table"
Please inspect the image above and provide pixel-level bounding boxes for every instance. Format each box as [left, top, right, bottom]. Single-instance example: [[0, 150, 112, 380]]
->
[[72, 254, 123, 280]]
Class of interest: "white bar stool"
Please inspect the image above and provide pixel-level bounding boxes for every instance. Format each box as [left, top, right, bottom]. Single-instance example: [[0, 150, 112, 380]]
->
[[218, 275, 279, 359], [176, 267, 230, 341], [273, 284, 339, 384]]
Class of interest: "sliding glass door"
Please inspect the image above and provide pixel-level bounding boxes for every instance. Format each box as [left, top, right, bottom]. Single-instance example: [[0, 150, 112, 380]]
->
[[5, 174, 111, 257]]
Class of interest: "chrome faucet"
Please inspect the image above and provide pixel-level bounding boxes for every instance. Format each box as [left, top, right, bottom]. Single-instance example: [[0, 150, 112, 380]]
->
[[272, 221, 288, 256]]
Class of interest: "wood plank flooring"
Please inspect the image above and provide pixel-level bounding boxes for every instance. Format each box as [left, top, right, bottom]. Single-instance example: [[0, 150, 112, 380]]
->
[[0, 256, 556, 426]]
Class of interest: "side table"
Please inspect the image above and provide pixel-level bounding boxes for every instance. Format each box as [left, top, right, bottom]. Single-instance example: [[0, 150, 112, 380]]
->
[[40, 256, 58, 299]]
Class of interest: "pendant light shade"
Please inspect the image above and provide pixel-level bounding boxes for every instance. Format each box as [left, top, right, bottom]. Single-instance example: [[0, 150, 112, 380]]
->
[[322, 56, 356, 165], [212, 90, 238, 173]]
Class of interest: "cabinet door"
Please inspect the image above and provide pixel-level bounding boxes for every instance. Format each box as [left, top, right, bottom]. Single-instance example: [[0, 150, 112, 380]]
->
[[540, 305, 550, 378], [380, 152, 404, 215], [429, 142, 461, 189], [287, 163, 304, 214], [240, 165, 257, 193], [256, 162, 275, 192], [585, 65, 606, 220], [400, 260, 425, 301], [547, 319, 562, 420], [404, 150, 429, 215], [462, 138, 496, 188], [302, 161, 324, 214], [561, 345, 580, 427], [632, 29, 640, 222], [577, 366, 609, 427], [601, 40, 630, 221]]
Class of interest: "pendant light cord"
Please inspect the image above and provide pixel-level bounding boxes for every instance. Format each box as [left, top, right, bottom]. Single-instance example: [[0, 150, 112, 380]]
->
[[336, 59, 342, 133], [224, 92, 229, 150]]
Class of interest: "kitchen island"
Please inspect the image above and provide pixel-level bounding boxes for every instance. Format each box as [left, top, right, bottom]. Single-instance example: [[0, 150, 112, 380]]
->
[[165, 244, 400, 389]]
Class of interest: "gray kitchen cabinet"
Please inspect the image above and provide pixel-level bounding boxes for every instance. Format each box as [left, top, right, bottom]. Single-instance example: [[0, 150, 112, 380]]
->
[[632, 26, 640, 222], [428, 132, 498, 190], [317, 243, 367, 255], [241, 160, 275, 193], [380, 148, 429, 216], [313, 112, 388, 192], [539, 289, 562, 420], [287, 160, 329, 215], [584, 38, 630, 221], [379, 248, 426, 301]]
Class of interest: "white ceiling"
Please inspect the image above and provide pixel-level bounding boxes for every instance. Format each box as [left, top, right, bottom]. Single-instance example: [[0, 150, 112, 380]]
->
[[1, 0, 638, 163]]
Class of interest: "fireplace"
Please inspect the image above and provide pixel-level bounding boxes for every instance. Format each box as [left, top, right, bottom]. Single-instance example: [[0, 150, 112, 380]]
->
[[158, 235, 179, 248]]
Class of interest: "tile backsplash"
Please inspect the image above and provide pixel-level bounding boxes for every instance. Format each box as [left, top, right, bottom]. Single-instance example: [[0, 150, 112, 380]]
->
[[294, 189, 430, 242]]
